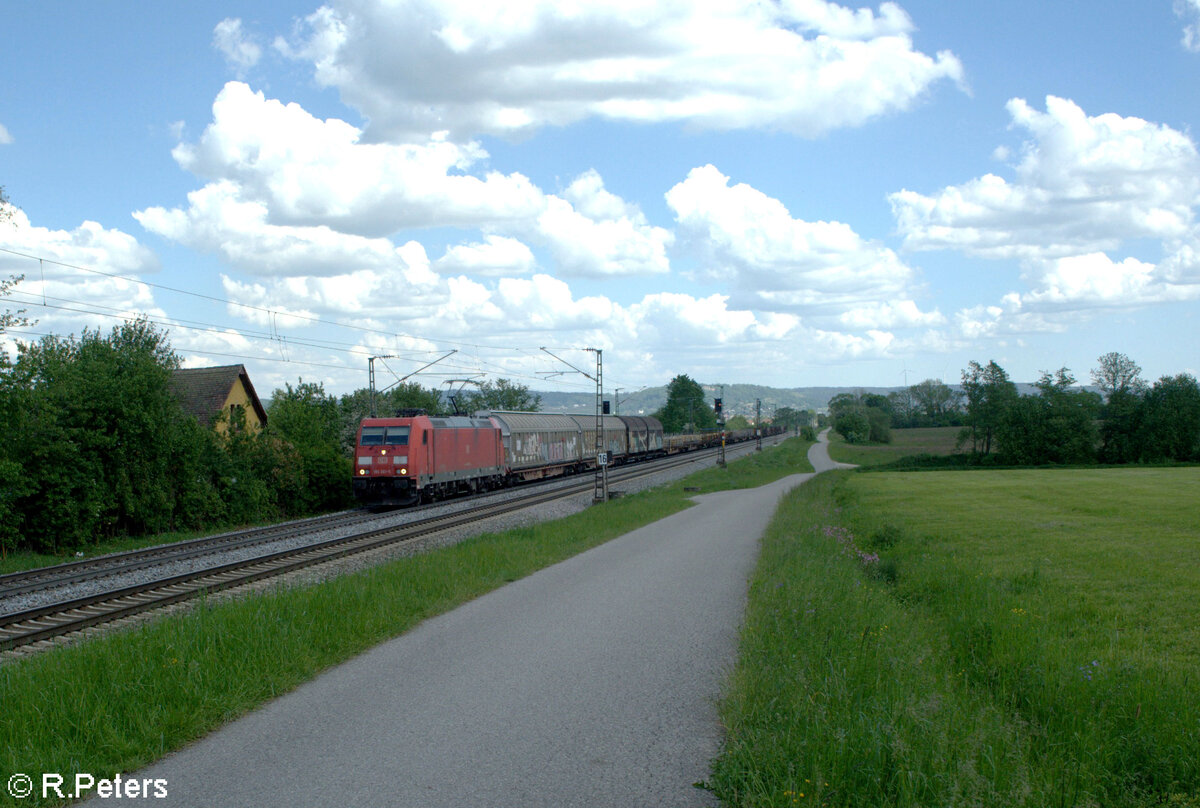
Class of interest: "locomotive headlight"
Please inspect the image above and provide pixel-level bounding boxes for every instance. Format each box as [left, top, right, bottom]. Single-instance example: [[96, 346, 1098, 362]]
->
[[381, 449, 387, 456], [400, 468, 407, 475], [358, 468, 366, 476]]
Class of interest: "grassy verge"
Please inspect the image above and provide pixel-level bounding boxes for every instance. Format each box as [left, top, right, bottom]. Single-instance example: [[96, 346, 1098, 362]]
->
[[670, 437, 815, 491], [825, 426, 962, 467], [0, 439, 812, 807], [709, 466, 1200, 807]]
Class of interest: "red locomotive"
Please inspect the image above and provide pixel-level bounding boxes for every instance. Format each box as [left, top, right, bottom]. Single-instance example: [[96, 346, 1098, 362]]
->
[[353, 413, 505, 506]]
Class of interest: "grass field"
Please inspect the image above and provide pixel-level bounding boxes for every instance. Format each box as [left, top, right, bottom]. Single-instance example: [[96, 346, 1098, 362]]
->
[[826, 426, 962, 467], [0, 439, 813, 807], [709, 465, 1200, 807]]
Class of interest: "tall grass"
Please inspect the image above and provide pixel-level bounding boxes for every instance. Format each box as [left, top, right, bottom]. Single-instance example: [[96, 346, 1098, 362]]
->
[[709, 467, 1200, 807]]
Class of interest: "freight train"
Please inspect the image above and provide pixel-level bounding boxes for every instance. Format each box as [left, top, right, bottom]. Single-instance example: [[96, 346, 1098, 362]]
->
[[352, 409, 783, 507]]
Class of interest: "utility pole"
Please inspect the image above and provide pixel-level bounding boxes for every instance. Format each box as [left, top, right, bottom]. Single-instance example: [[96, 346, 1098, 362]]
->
[[541, 346, 608, 503], [717, 384, 726, 467], [756, 398, 762, 451], [368, 350, 457, 417], [613, 387, 642, 416], [592, 348, 606, 504]]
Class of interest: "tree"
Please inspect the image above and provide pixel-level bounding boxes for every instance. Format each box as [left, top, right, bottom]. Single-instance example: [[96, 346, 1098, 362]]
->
[[861, 393, 892, 416], [1139, 374, 1200, 462], [270, 380, 342, 448], [1091, 352, 1146, 397], [827, 392, 860, 418], [828, 391, 890, 444], [4, 320, 186, 548], [771, 406, 811, 432], [833, 408, 871, 444], [0, 275, 30, 337], [269, 380, 353, 513], [959, 360, 1017, 456], [996, 368, 1099, 465], [456, 378, 541, 414], [725, 414, 751, 430], [887, 388, 918, 428], [1092, 352, 1147, 464], [654, 374, 716, 433], [1, 188, 34, 338], [909, 378, 961, 426]]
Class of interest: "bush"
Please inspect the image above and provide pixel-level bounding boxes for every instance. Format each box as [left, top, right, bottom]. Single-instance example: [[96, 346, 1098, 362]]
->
[[0, 320, 356, 554]]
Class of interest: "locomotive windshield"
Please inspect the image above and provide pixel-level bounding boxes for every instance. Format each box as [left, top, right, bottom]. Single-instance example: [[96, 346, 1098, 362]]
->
[[359, 425, 410, 446]]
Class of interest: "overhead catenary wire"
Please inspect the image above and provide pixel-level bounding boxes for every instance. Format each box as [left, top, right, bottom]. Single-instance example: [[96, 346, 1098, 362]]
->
[[0, 246, 645, 392]]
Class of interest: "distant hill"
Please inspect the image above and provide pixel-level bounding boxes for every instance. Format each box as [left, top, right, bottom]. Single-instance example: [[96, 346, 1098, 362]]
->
[[536, 384, 899, 417], [534, 381, 1100, 417]]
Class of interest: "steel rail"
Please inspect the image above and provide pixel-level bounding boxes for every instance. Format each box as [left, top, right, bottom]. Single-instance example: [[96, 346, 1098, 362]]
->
[[0, 510, 383, 600], [0, 446, 739, 652]]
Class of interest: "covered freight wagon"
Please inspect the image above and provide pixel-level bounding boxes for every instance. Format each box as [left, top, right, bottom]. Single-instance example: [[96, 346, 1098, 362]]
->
[[484, 411, 586, 480], [565, 414, 629, 462], [617, 415, 664, 455]]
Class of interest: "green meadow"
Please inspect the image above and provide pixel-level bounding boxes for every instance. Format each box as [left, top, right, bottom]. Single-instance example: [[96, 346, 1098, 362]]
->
[[710, 465, 1200, 807], [825, 425, 962, 467]]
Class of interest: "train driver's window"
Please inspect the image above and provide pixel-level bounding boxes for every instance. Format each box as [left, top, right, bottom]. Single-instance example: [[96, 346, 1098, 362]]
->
[[360, 426, 385, 446]]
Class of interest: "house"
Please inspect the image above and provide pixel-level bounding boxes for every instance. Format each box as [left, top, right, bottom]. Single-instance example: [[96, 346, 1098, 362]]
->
[[172, 364, 268, 434]]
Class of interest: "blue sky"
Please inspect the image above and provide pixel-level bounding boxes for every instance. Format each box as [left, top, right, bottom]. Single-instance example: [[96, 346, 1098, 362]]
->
[[2, 0, 1198, 400]]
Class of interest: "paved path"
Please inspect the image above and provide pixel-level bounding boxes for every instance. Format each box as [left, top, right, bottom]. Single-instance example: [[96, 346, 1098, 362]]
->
[[102, 436, 847, 807]]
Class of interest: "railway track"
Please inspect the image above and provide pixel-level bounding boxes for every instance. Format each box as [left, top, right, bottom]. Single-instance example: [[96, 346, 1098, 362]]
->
[[0, 443, 759, 653], [0, 510, 383, 600]]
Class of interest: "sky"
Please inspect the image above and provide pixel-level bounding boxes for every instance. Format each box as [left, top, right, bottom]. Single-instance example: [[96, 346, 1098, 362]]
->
[[2, 1, 1199, 401]]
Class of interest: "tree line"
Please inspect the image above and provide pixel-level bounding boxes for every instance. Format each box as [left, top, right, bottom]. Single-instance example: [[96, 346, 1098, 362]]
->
[[829, 353, 1200, 466], [0, 318, 540, 556], [653, 374, 818, 436]]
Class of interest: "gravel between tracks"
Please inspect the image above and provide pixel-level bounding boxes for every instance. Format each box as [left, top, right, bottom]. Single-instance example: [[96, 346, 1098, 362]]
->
[[0, 439, 778, 661]]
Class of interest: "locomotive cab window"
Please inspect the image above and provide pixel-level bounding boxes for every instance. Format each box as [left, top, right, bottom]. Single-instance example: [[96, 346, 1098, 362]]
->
[[360, 426, 386, 446], [384, 426, 410, 445]]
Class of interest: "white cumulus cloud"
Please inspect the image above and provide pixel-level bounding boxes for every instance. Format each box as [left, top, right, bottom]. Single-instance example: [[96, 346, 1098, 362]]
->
[[278, 0, 963, 142], [170, 82, 545, 237], [1177, 0, 1200, 51], [890, 96, 1200, 337], [891, 96, 1200, 260], [667, 164, 930, 321], [144, 84, 674, 281], [532, 171, 673, 277], [213, 18, 263, 75], [434, 236, 537, 277]]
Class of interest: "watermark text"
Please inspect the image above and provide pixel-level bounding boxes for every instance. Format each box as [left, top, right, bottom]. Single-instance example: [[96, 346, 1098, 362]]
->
[[7, 772, 167, 800]]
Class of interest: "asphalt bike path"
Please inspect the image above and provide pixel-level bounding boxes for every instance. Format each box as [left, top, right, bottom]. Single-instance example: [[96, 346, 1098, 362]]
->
[[96, 434, 850, 807]]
